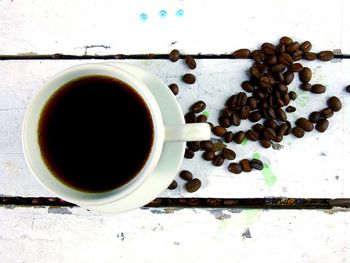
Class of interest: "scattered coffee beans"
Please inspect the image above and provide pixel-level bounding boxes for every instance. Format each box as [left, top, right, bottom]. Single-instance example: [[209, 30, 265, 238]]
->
[[310, 84, 326, 94], [315, 119, 329, 133], [228, 163, 243, 174], [185, 148, 194, 159], [185, 55, 197, 69], [183, 73, 196, 84], [240, 159, 252, 172], [191, 100, 206, 113], [327, 96, 342, 112], [168, 83, 179, 95], [299, 67, 312, 83], [185, 178, 202, 193], [346, 85, 350, 93], [318, 50, 334, 61], [212, 126, 227, 137], [292, 127, 305, 138], [212, 155, 225, 166], [222, 148, 236, 160], [168, 180, 178, 190], [203, 151, 215, 161], [169, 49, 180, 62], [180, 170, 193, 181], [296, 118, 314, 132], [233, 48, 251, 59], [200, 140, 214, 151], [308, 111, 321, 123]]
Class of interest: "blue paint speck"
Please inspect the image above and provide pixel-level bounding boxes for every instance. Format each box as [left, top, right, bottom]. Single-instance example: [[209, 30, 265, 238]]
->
[[176, 9, 184, 17], [140, 13, 148, 22], [159, 10, 167, 18]]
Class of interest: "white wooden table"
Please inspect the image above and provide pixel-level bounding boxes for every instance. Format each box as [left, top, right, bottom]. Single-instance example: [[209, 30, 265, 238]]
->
[[1, 0, 350, 262]]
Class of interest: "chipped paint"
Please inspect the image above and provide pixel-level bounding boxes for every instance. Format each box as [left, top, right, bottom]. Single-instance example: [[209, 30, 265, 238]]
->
[[48, 207, 72, 215]]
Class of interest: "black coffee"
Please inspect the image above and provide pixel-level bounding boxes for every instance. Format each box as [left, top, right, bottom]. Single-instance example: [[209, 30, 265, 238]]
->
[[38, 75, 154, 192]]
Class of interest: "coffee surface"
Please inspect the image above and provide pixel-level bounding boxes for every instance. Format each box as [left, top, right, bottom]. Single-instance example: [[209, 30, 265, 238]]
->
[[38, 75, 153, 192]]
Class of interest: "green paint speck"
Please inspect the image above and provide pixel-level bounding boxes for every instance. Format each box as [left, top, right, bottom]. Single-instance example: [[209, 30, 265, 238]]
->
[[262, 163, 277, 186], [252, 152, 261, 160], [203, 111, 209, 117], [241, 137, 248, 145]]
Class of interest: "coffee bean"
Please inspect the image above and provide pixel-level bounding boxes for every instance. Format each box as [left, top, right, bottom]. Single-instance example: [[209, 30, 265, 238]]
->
[[292, 50, 303, 61], [183, 73, 196, 84], [280, 36, 293, 46], [251, 50, 265, 62], [311, 84, 326, 94], [185, 55, 197, 69], [346, 85, 350, 93], [239, 106, 251, 120], [308, 111, 321, 123], [185, 178, 201, 193], [276, 108, 287, 121], [169, 49, 180, 62], [292, 127, 305, 138], [233, 48, 251, 59], [261, 42, 276, 55], [290, 63, 303, 72], [303, 52, 317, 61], [315, 119, 329, 133], [226, 94, 238, 107], [276, 43, 286, 54], [197, 115, 208, 123], [185, 112, 196, 123], [212, 126, 227, 137], [275, 72, 285, 83], [250, 159, 264, 170], [222, 148, 236, 160], [221, 108, 233, 118], [212, 155, 225, 166], [234, 131, 245, 144], [237, 92, 248, 106], [202, 150, 215, 161], [246, 129, 259, 141], [224, 131, 234, 143], [185, 148, 194, 159], [187, 141, 200, 152], [277, 123, 288, 136], [200, 141, 214, 151], [296, 117, 314, 132], [231, 112, 241, 126], [266, 106, 277, 119], [320, 107, 334, 118], [262, 127, 276, 140], [285, 121, 292, 135], [168, 83, 179, 95], [180, 170, 193, 181], [240, 159, 252, 172], [300, 41, 312, 52], [264, 119, 278, 130], [271, 64, 286, 72], [300, 83, 311, 91], [213, 142, 227, 152], [299, 67, 312, 83], [273, 135, 283, 142], [327, 96, 342, 112], [252, 123, 264, 133], [168, 180, 178, 190], [279, 53, 293, 66], [283, 71, 294, 85], [289, 91, 297, 100], [191, 100, 206, 113], [228, 163, 243, 174], [250, 65, 262, 78], [285, 106, 296, 113], [219, 116, 231, 128], [249, 111, 262, 122], [318, 50, 334, 61], [276, 98, 285, 107], [265, 55, 278, 66], [259, 76, 275, 90], [286, 42, 299, 54], [253, 90, 265, 100], [277, 84, 288, 93], [241, 81, 254, 92], [259, 139, 272, 148]]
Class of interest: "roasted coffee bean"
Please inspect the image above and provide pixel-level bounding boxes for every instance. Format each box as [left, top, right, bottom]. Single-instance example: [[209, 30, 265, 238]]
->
[[292, 127, 304, 138], [259, 139, 272, 148], [197, 115, 208, 123], [228, 163, 243, 174], [231, 112, 241, 126], [285, 121, 292, 135], [183, 73, 196, 84], [275, 97, 285, 107], [187, 141, 200, 152], [318, 50, 334, 61], [253, 90, 265, 100], [219, 116, 232, 128], [249, 111, 262, 122], [300, 83, 312, 91], [273, 135, 283, 142], [185, 178, 202, 193], [283, 71, 294, 85], [250, 159, 263, 170], [180, 170, 193, 181], [222, 148, 236, 160], [316, 119, 329, 133], [292, 50, 303, 61], [191, 100, 206, 113], [275, 71, 284, 83], [299, 67, 312, 83], [265, 55, 278, 66], [327, 96, 342, 112], [185, 112, 196, 123], [234, 131, 245, 144], [259, 76, 275, 89], [300, 41, 312, 52], [290, 63, 303, 72], [320, 107, 334, 118], [289, 91, 297, 100], [276, 108, 287, 121], [277, 123, 288, 136], [168, 180, 178, 190], [252, 123, 264, 133], [281, 92, 291, 105], [226, 94, 238, 106], [255, 62, 268, 72], [240, 159, 252, 172], [200, 140, 214, 151], [224, 131, 234, 143], [185, 55, 197, 69], [308, 111, 321, 123], [241, 81, 254, 92], [303, 52, 317, 61], [266, 106, 277, 119], [276, 43, 286, 54], [212, 126, 227, 137], [264, 119, 278, 130], [221, 108, 233, 118], [279, 53, 293, 66], [207, 122, 214, 129], [277, 84, 288, 93], [286, 42, 299, 54], [246, 129, 259, 141], [250, 65, 262, 78], [240, 106, 251, 120], [271, 64, 286, 72], [262, 42, 276, 51], [232, 48, 251, 59], [261, 100, 268, 109], [262, 127, 276, 140], [346, 85, 350, 93], [185, 148, 194, 159], [285, 106, 296, 113], [212, 155, 225, 166], [169, 49, 180, 62], [280, 36, 293, 46], [168, 83, 179, 95], [247, 97, 258, 110], [202, 150, 215, 161], [237, 92, 248, 106], [213, 142, 227, 152], [296, 117, 314, 132], [259, 108, 268, 119], [251, 50, 265, 62], [311, 84, 326, 94]]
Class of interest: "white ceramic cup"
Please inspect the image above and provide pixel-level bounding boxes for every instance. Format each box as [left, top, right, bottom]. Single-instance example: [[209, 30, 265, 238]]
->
[[22, 63, 211, 206]]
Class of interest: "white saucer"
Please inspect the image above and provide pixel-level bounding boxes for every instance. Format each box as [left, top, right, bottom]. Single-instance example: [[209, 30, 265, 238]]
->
[[83, 62, 185, 212]]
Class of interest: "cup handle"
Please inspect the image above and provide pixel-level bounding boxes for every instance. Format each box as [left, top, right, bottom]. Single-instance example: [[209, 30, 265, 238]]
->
[[164, 123, 211, 142]]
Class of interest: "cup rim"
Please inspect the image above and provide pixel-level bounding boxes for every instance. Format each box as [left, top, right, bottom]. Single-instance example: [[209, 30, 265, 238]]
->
[[22, 63, 164, 206]]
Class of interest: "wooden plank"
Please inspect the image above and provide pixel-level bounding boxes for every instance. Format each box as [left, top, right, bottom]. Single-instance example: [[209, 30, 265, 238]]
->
[[0, 207, 349, 262], [0, 0, 347, 55], [0, 59, 349, 198]]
